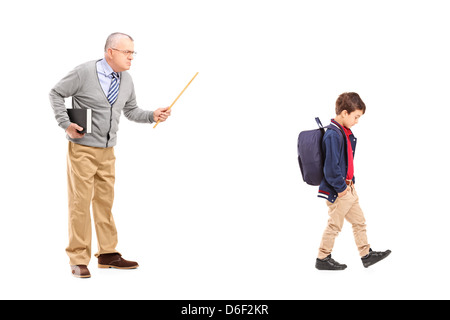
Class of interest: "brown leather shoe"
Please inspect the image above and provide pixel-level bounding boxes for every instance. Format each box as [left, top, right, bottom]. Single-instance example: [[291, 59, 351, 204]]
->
[[71, 265, 91, 278], [98, 253, 139, 269]]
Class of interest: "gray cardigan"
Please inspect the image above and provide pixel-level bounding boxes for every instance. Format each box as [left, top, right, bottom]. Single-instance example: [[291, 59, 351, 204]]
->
[[49, 59, 154, 148]]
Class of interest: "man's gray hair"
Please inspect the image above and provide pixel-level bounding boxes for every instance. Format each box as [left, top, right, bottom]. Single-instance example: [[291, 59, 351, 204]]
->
[[104, 32, 134, 52]]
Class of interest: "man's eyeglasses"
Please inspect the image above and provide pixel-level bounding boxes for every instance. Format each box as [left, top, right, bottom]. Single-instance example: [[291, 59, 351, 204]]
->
[[111, 48, 137, 57]]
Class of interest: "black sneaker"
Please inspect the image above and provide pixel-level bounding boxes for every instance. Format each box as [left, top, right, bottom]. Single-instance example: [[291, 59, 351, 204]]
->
[[315, 255, 347, 270], [361, 249, 391, 268]]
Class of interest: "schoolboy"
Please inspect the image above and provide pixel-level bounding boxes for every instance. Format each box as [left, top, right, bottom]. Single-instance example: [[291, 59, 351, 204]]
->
[[315, 92, 391, 270]]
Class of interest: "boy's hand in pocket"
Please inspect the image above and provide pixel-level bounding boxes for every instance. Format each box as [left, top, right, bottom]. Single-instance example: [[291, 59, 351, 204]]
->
[[338, 186, 350, 198]]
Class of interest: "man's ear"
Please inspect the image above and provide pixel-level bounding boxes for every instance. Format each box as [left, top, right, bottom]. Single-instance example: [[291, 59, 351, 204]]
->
[[105, 48, 113, 60]]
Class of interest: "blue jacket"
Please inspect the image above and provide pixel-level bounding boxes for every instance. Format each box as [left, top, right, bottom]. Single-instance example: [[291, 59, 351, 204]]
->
[[317, 120, 357, 203]]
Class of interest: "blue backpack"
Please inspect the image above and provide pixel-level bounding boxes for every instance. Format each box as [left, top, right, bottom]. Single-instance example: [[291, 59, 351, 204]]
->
[[297, 117, 329, 186]]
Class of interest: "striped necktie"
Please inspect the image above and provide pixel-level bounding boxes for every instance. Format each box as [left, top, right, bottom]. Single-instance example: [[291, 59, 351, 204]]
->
[[107, 72, 120, 105]]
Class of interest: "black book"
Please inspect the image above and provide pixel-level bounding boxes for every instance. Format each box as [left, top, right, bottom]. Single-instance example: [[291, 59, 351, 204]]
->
[[67, 108, 92, 134]]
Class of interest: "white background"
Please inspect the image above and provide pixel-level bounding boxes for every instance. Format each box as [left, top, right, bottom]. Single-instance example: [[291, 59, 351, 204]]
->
[[0, 0, 449, 300]]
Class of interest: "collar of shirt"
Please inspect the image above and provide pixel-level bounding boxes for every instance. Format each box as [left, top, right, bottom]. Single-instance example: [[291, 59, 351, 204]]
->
[[98, 58, 118, 77], [96, 58, 120, 96], [331, 119, 352, 136], [342, 125, 352, 137]]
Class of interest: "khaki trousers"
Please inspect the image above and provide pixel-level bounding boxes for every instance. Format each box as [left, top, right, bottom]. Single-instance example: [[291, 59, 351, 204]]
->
[[66, 142, 119, 265], [318, 184, 370, 259]]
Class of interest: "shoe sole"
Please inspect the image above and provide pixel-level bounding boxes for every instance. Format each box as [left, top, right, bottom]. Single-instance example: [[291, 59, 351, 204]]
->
[[72, 274, 91, 278], [315, 267, 347, 271], [363, 250, 391, 268], [98, 264, 139, 269], [315, 262, 347, 270]]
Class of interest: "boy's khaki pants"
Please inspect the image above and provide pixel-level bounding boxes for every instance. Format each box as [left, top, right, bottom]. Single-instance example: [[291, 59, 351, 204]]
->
[[66, 142, 119, 266], [318, 184, 370, 259]]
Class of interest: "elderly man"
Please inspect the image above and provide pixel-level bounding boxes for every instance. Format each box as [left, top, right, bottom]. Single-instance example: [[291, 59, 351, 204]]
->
[[50, 32, 171, 278]]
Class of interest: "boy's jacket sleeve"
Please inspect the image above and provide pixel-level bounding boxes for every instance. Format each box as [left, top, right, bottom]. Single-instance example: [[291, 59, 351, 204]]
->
[[322, 133, 348, 194]]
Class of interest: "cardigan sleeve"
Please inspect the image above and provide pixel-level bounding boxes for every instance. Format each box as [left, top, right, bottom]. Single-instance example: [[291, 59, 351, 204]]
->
[[122, 78, 154, 124], [49, 67, 81, 131]]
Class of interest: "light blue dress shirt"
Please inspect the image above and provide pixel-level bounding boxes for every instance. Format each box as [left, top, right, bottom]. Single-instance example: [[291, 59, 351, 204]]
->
[[96, 58, 120, 96]]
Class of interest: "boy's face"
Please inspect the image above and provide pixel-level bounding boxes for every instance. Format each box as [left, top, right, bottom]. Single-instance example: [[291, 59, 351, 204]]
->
[[342, 109, 364, 128]]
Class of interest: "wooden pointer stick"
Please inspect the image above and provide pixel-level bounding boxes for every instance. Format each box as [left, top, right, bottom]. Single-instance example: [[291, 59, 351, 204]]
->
[[153, 72, 199, 128]]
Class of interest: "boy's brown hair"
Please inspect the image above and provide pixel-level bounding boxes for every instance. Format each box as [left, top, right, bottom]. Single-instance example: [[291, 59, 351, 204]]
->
[[335, 92, 366, 115]]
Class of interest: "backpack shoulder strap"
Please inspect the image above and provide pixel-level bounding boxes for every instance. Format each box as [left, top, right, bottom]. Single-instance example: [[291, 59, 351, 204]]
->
[[329, 121, 346, 139], [315, 117, 324, 129], [315, 117, 326, 134]]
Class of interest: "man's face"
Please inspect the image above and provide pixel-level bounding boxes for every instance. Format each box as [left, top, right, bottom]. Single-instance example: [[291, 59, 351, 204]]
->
[[343, 109, 363, 128], [107, 37, 135, 72]]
